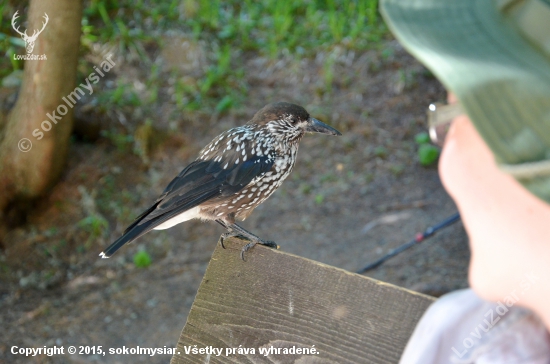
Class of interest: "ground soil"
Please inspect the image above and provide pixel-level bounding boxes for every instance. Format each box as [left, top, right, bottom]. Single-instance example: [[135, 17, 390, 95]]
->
[[0, 40, 469, 363]]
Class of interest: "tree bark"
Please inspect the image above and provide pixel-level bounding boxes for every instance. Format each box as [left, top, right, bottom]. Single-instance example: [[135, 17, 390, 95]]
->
[[0, 0, 82, 239]]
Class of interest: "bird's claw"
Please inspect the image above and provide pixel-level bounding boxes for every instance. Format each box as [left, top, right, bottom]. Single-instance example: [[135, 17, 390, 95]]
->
[[262, 240, 279, 249], [240, 242, 255, 261], [240, 239, 279, 261], [219, 232, 248, 249]]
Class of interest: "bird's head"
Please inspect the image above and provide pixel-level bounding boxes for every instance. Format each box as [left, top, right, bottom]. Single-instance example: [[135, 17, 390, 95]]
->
[[249, 102, 341, 143]]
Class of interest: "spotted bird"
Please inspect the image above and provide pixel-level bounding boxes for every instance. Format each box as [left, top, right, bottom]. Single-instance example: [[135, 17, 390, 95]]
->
[[99, 102, 341, 259]]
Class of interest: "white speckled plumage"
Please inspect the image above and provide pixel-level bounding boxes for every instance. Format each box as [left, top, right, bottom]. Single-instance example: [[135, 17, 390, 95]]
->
[[99, 102, 341, 258]]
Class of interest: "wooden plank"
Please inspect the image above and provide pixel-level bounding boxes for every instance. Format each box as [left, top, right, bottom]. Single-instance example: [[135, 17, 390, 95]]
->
[[171, 238, 434, 364]]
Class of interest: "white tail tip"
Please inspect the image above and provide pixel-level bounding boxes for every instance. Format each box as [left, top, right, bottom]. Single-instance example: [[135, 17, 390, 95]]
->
[[99, 252, 109, 259]]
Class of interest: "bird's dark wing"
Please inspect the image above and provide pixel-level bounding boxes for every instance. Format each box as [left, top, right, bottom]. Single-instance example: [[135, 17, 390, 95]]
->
[[100, 129, 274, 257], [137, 155, 274, 224], [142, 125, 276, 223]]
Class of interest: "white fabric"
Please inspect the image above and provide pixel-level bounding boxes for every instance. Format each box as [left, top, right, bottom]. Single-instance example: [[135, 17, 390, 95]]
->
[[399, 289, 550, 364]]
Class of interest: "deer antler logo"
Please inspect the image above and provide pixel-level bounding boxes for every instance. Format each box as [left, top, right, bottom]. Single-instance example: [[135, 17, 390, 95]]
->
[[12, 11, 49, 54]]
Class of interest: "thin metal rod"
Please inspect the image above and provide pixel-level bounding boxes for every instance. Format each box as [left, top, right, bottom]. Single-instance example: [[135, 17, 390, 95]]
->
[[357, 213, 461, 274]]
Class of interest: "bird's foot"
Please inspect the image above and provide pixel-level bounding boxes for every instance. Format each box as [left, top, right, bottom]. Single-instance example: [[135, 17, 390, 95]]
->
[[219, 232, 248, 249], [240, 239, 279, 261]]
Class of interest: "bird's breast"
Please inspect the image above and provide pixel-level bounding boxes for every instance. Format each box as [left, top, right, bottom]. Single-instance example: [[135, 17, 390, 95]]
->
[[202, 146, 298, 221]]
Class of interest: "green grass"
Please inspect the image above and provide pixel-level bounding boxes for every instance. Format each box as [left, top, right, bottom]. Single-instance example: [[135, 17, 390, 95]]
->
[[182, 0, 386, 56], [133, 250, 152, 268], [0, 0, 388, 124], [96, 81, 141, 110], [0, 3, 25, 79], [78, 214, 109, 248], [415, 132, 440, 166], [374, 145, 388, 158]]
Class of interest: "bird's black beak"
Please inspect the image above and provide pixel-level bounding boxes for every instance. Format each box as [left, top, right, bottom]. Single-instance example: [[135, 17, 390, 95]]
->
[[305, 117, 342, 136]]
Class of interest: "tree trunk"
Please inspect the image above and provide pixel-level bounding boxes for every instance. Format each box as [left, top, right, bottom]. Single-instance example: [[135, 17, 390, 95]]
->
[[0, 0, 82, 241]]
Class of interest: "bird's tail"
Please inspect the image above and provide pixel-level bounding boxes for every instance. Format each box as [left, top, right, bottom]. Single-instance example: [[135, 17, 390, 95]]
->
[[100, 189, 217, 258], [99, 219, 157, 258]]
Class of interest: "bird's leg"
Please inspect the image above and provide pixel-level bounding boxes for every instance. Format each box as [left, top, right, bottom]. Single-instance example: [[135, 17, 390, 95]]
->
[[226, 223, 279, 260], [215, 219, 246, 249]]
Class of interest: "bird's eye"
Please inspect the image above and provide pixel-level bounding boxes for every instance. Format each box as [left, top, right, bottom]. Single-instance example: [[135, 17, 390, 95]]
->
[[291, 118, 297, 124]]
